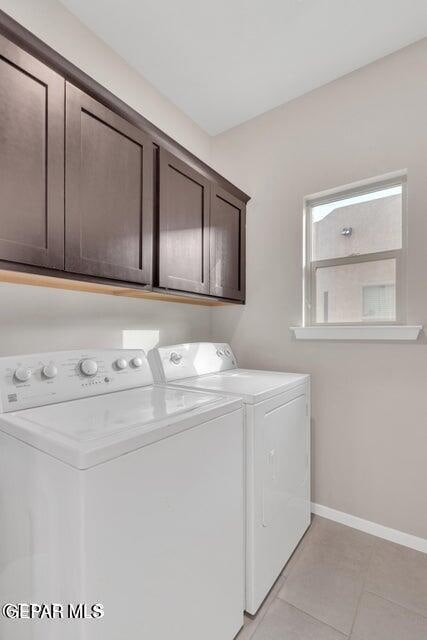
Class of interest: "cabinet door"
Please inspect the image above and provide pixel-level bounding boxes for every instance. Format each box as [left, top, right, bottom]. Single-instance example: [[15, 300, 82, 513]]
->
[[158, 150, 210, 294], [210, 186, 246, 301], [65, 83, 153, 284], [0, 34, 64, 269]]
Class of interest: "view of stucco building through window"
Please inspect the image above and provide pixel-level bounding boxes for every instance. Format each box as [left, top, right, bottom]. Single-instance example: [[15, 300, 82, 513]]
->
[[311, 185, 402, 323]]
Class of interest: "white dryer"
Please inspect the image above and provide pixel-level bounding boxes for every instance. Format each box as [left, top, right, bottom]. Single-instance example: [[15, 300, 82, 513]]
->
[[149, 342, 311, 615], [0, 349, 244, 640]]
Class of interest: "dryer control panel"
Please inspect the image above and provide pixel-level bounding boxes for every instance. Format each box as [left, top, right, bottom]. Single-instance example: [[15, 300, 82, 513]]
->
[[149, 342, 237, 383], [0, 349, 152, 412]]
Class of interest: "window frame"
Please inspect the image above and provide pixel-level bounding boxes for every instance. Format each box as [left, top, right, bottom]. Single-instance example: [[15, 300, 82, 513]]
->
[[303, 174, 407, 326]]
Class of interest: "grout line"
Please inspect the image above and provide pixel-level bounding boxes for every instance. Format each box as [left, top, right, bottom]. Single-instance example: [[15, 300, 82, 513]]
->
[[279, 600, 349, 637], [275, 591, 351, 637], [277, 516, 377, 637], [363, 589, 427, 621], [347, 536, 378, 638]]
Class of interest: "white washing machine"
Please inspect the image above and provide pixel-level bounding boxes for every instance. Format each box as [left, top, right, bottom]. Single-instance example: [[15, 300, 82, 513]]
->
[[0, 349, 244, 640], [149, 342, 311, 615]]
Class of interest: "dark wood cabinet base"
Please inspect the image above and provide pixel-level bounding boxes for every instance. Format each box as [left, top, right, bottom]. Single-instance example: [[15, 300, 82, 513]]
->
[[0, 263, 238, 306]]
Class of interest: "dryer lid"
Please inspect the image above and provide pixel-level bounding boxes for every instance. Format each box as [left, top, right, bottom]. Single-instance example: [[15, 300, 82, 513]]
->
[[164, 369, 309, 404]]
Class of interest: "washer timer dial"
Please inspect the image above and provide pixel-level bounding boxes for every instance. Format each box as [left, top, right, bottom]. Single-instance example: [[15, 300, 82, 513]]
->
[[79, 359, 98, 377]]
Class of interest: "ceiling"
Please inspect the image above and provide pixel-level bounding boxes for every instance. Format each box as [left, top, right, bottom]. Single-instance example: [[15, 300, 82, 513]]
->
[[59, 0, 427, 135]]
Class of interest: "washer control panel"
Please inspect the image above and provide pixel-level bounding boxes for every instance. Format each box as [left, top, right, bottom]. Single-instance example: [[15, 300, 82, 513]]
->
[[148, 342, 236, 383], [0, 349, 151, 413]]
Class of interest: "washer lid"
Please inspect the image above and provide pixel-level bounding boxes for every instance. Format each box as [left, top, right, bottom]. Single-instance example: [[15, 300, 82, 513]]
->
[[166, 369, 309, 404], [0, 386, 241, 469]]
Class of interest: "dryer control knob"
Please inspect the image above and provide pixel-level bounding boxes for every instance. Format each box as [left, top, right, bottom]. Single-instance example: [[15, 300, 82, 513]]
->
[[42, 363, 58, 379], [170, 352, 183, 365], [14, 367, 32, 382], [80, 359, 98, 377], [115, 358, 128, 370], [130, 357, 143, 368]]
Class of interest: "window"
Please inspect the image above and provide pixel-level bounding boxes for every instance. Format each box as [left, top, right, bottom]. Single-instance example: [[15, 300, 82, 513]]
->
[[305, 175, 405, 325]]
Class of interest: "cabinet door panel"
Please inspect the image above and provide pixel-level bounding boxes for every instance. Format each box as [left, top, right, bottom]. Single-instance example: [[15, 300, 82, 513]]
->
[[210, 186, 246, 301], [0, 34, 64, 268], [158, 150, 210, 294], [65, 83, 152, 284]]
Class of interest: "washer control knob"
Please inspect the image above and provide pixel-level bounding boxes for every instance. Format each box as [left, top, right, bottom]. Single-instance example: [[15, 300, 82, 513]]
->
[[130, 357, 143, 368], [216, 348, 225, 357], [170, 352, 182, 365], [14, 367, 32, 382], [115, 358, 128, 370], [80, 359, 98, 377], [43, 363, 58, 379]]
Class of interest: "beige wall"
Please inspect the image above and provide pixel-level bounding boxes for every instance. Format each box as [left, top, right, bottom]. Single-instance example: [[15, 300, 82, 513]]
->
[[211, 39, 427, 539], [0, 0, 213, 357], [0, 283, 212, 355]]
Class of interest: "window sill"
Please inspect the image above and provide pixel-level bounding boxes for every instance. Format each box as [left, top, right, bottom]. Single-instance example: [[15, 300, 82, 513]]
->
[[290, 325, 423, 341]]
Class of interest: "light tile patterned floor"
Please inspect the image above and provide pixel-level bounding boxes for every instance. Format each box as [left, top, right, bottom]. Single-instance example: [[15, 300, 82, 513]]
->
[[237, 516, 427, 640]]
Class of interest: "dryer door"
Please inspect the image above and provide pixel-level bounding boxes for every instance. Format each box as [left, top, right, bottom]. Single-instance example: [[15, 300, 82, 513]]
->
[[246, 386, 310, 614]]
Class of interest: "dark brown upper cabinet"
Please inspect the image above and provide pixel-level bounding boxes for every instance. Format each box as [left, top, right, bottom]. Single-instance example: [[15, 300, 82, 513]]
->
[[0, 18, 249, 304], [210, 186, 246, 301], [0, 33, 64, 269], [65, 83, 153, 284], [158, 149, 210, 295]]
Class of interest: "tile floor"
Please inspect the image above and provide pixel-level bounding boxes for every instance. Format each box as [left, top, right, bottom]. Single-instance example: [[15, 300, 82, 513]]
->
[[237, 516, 427, 640]]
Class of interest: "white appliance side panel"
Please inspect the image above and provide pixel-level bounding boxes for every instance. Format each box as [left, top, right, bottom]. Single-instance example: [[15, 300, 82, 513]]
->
[[82, 408, 245, 640], [0, 431, 84, 640], [245, 388, 310, 614], [306, 379, 311, 529]]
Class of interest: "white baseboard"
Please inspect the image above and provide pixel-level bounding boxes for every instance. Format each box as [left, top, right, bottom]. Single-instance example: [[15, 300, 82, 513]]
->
[[311, 502, 427, 554]]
